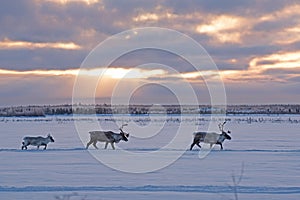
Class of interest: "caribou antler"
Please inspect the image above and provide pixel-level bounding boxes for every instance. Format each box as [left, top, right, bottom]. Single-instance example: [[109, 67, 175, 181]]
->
[[119, 123, 128, 132], [218, 121, 226, 132]]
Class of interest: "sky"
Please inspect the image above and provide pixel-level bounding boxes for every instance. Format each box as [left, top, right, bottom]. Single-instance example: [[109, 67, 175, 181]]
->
[[0, 0, 300, 105]]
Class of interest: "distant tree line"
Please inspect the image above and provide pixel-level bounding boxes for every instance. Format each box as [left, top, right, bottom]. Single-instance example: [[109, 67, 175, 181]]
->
[[0, 104, 300, 116]]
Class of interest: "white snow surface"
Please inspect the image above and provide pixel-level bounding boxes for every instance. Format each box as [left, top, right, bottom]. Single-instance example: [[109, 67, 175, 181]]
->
[[0, 114, 300, 200]]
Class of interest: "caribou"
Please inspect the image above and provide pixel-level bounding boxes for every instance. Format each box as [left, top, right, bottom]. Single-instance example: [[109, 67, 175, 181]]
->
[[86, 124, 129, 150], [190, 121, 232, 150], [21, 134, 55, 150]]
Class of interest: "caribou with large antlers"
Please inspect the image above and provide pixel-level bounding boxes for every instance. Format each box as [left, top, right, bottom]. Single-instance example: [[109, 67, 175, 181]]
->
[[86, 124, 129, 150], [190, 121, 232, 150]]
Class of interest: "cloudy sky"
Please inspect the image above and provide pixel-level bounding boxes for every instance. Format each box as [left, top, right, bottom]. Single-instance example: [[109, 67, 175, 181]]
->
[[1, 0, 300, 105]]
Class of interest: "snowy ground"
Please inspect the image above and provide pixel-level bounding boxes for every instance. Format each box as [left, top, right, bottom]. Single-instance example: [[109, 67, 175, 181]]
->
[[0, 114, 300, 200]]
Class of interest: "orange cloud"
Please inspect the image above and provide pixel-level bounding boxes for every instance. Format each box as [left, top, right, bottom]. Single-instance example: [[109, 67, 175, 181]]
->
[[249, 51, 300, 71], [133, 11, 179, 22], [217, 51, 300, 83], [133, 13, 159, 22], [0, 38, 81, 50], [0, 69, 78, 76], [260, 4, 300, 22], [37, 0, 99, 5], [0, 67, 166, 80], [196, 15, 246, 43]]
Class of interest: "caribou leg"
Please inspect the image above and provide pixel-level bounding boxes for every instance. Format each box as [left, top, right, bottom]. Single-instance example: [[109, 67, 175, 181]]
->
[[86, 140, 93, 149], [190, 142, 201, 150], [216, 142, 223, 150], [219, 143, 223, 150], [190, 142, 196, 150], [92, 141, 98, 149], [110, 142, 115, 150], [104, 142, 108, 149]]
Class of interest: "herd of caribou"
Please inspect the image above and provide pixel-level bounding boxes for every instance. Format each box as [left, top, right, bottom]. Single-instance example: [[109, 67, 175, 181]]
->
[[21, 121, 232, 151]]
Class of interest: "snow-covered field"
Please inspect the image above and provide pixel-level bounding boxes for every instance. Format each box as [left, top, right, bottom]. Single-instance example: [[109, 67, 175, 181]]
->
[[0, 114, 300, 200]]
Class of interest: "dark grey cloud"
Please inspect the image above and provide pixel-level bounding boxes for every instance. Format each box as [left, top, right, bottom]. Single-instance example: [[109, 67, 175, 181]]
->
[[0, 49, 87, 70], [253, 16, 299, 33], [0, 0, 33, 19], [109, 48, 197, 73], [288, 76, 300, 83], [206, 44, 282, 70], [253, 21, 286, 32], [286, 41, 300, 52], [0, 1, 36, 40], [164, 0, 252, 14], [164, 0, 296, 17]]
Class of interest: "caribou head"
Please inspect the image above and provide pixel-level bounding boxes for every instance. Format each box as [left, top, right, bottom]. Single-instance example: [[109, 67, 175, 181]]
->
[[218, 121, 232, 140], [119, 123, 129, 141]]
